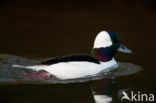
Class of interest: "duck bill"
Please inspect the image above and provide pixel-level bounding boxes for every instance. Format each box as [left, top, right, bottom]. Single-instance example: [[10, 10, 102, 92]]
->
[[117, 44, 132, 53]]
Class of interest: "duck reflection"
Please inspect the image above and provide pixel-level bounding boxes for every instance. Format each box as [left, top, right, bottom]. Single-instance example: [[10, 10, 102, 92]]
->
[[92, 78, 118, 103]]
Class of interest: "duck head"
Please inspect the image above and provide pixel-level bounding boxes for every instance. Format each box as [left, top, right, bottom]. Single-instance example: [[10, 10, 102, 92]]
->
[[92, 31, 132, 62]]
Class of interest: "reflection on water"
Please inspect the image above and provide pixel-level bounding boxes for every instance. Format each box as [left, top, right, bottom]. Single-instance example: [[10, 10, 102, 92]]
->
[[0, 54, 142, 103], [92, 79, 114, 103], [94, 95, 112, 103]]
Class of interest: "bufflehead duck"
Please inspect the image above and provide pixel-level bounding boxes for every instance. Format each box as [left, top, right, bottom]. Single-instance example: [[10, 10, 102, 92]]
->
[[13, 31, 132, 79]]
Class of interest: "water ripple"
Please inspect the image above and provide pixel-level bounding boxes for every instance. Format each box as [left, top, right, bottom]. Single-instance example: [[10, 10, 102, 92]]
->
[[0, 54, 142, 85]]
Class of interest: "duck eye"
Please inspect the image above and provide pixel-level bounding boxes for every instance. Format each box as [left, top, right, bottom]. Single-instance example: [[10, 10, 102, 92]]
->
[[112, 39, 117, 43]]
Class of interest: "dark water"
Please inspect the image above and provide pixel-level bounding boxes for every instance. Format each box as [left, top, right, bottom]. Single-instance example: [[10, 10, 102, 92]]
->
[[0, 54, 142, 103], [0, 0, 155, 103]]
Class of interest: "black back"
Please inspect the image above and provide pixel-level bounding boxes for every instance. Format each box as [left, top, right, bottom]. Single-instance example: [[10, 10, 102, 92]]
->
[[41, 55, 100, 65]]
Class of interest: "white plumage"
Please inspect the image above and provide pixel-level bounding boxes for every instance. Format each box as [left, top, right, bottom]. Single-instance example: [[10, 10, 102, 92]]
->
[[93, 31, 112, 48], [13, 58, 118, 79]]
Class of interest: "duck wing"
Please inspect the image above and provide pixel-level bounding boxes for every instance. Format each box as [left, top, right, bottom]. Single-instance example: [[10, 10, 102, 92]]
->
[[41, 54, 100, 65]]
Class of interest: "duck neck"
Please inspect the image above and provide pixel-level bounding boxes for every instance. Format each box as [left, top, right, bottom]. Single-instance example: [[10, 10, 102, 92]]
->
[[91, 47, 116, 62]]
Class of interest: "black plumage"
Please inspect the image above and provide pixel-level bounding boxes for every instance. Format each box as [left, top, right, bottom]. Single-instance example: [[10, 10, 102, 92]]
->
[[41, 55, 100, 65]]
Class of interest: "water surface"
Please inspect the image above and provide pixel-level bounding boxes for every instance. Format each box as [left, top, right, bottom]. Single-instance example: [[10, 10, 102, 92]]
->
[[0, 54, 142, 103], [0, 1, 155, 103]]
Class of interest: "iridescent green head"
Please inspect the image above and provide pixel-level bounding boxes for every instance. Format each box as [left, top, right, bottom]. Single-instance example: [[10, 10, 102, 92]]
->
[[92, 31, 132, 62]]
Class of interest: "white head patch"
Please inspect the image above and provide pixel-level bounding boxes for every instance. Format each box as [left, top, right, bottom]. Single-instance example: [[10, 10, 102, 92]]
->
[[93, 31, 113, 48]]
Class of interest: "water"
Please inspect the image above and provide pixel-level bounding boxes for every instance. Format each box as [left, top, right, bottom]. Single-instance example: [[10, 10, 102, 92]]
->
[[0, 54, 142, 103], [0, 1, 155, 103], [0, 54, 142, 84]]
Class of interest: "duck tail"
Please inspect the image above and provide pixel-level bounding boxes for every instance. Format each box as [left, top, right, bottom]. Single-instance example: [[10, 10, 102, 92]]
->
[[12, 64, 35, 70]]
